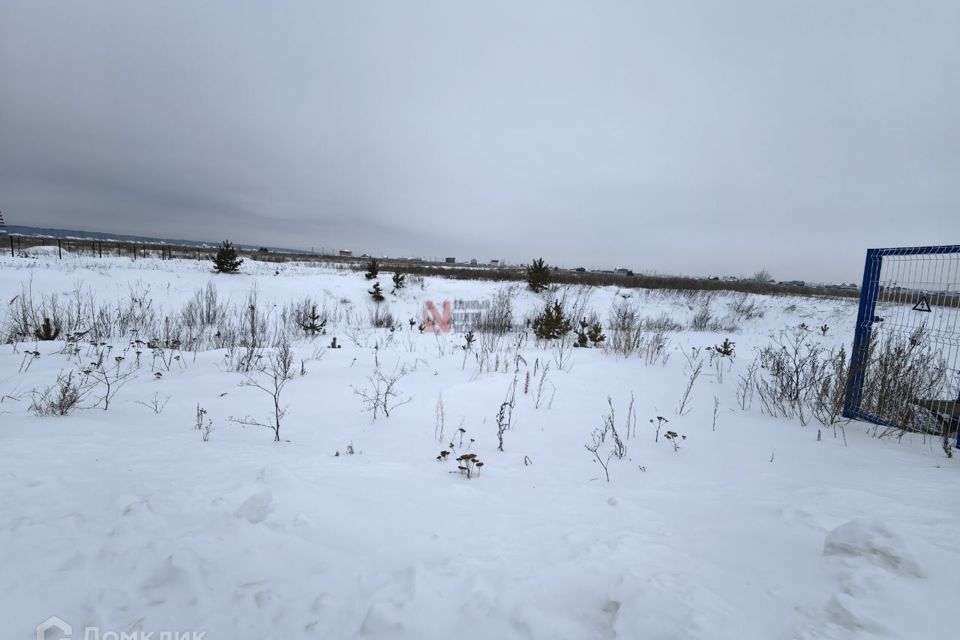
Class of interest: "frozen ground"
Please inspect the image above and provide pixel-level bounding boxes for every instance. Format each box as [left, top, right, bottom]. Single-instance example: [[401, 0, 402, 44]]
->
[[1, 250, 958, 640]]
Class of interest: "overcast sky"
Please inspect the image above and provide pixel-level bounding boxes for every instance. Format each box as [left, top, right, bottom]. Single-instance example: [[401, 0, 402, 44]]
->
[[1, 1, 958, 281]]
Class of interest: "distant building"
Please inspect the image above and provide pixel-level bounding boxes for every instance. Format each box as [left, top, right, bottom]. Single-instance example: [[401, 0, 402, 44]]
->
[[469, 258, 478, 265], [338, 249, 353, 257], [489, 259, 500, 266], [445, 257, 456, 264], [0, 211, 6, 236]]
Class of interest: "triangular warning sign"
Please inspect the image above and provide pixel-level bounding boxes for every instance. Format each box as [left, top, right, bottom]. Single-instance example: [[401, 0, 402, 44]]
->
[[912, 294, 932, 312]]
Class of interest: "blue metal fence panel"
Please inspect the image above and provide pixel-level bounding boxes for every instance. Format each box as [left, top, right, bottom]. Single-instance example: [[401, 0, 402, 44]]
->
[[844, 245, 960, 448]]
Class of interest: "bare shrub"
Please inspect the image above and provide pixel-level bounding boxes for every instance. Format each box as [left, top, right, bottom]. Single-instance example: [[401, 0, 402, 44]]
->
[[534, 362, 553, 409], [230, 339, 294, 441], [729, 293, 764, 321], [736, 360, 758, 410], [30, 371, 89, 416], [641, 327, 670, 365], [584, 395, 638, 481], [625, 392, 638, 439], [5, 281, 38, 341], [643, 314, 683, 332], [754, 326, 824, 424], [602, 397, 627, 459], [369, 305, 396, 329], [608, 298, 642, 356], [585, 425, 614, 482], [179, 282, 229, 350], [135, 392, 171, 414], [676, 360, 703, 416], [82, 356, 137, 410], [144, 339, 176, 375], [607, 299, 674, 363], [689, 302, 712, 331], [496, 377, 518, 452], [352, 365, 411, 419], [708, 315, 741, 333], [552, 335, 575, 371], [556, 285, 594, 325], [752, 325, 855, 430], [435, 394, 446, 442], [195, 404, 211, 431], [235, 288, 269, 373], [856, 327, 949, 436], [810, 346, 849, 430], [476, 287, 516, 335]]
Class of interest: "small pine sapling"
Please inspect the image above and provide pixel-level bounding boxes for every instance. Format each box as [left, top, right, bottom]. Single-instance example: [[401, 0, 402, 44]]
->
[[364, 258, 380, 280], [574, 318, 606, 348], [298, 305, 327, 334], [532, 300, 572, 340], [574, 319, 590, 348], [588, 321, 606, 347], [212, 240, 243, 273], [713, 338, 735, 358], [34, 318, 60, 341], [526, 257, 551, 293]]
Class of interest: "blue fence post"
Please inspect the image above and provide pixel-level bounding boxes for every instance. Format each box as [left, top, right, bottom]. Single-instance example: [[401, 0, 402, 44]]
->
[[956, 391, 960, 450], [843, 249, 883, 420]]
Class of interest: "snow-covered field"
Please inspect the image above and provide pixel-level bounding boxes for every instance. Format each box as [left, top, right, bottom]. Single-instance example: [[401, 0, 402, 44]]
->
[[1, 251, 958, 640]]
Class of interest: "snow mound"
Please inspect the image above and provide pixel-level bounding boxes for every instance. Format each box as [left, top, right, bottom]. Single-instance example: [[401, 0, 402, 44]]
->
[[823, 518, 923, 578], [19, 245, 72, 258]]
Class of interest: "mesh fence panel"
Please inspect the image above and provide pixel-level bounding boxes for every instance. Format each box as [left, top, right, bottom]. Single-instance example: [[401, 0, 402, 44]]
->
[[845, 246, 960, 443]]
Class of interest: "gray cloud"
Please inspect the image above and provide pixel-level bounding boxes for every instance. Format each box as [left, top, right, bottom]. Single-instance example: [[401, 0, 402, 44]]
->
[[2, 0, 958, 281]]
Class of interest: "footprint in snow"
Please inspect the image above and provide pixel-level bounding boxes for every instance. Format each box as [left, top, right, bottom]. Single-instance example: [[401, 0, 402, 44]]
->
[[235, 490, 274, 524]]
